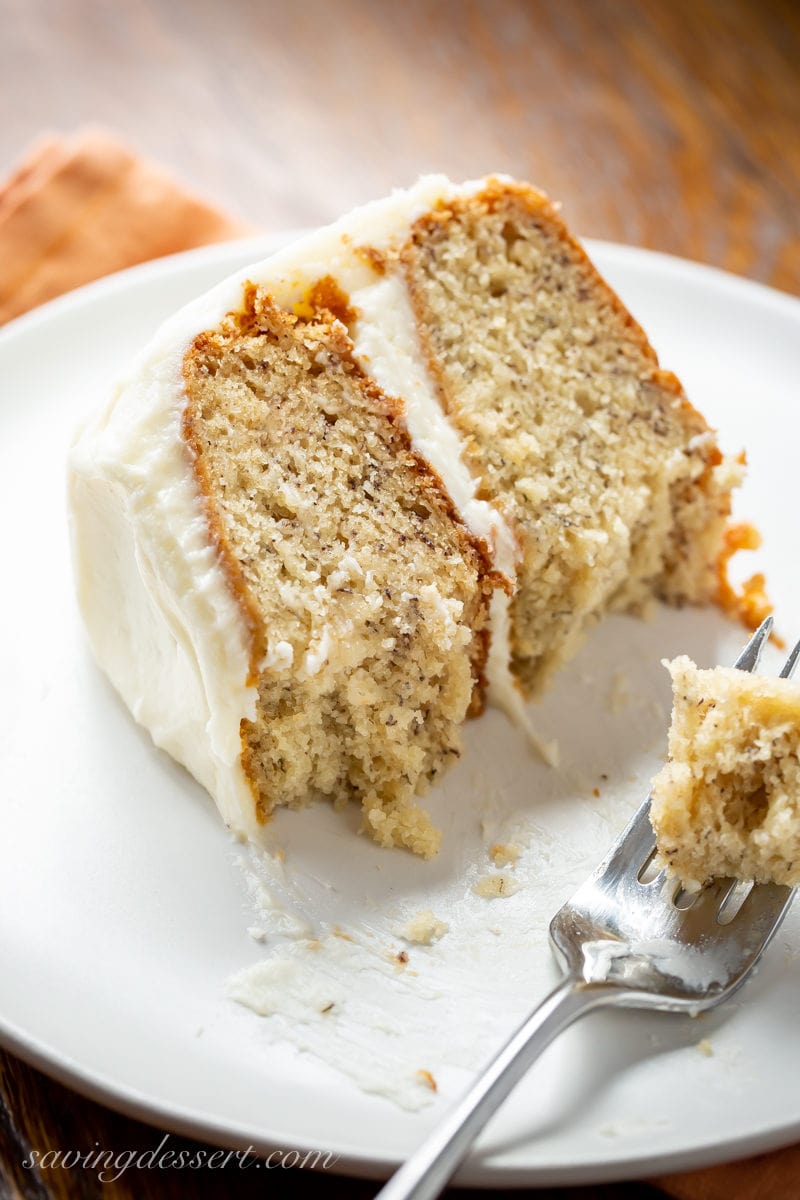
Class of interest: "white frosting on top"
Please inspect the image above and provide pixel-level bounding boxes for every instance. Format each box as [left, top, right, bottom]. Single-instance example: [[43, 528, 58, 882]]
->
[[69, 174, 528, 839]]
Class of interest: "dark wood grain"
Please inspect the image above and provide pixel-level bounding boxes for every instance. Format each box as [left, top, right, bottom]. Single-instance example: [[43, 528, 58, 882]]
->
[[0, 0, 797, 1197]]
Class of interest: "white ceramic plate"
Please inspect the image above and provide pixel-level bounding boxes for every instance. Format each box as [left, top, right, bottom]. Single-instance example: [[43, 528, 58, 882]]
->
[[1, 236, 799, 1188]]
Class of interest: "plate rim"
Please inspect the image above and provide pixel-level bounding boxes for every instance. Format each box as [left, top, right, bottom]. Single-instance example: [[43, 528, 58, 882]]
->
[[2, 235, 800, 1187], [1, 232, 798, 350], [5, 1005, 800, 1187]]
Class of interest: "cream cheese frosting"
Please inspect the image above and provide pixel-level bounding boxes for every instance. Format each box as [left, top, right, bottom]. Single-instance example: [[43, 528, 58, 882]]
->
[[69, 175, 527, 840]]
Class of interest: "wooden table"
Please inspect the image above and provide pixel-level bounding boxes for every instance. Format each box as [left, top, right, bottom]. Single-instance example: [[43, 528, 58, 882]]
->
[[0, 1, 797, 1197]]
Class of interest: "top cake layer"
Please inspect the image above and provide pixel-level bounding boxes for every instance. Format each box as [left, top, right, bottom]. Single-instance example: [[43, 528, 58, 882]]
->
[[69, 176, 740, 851]]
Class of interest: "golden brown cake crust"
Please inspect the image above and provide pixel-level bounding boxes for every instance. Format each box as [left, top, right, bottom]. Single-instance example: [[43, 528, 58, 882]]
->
[[716, 520, 776, 638]]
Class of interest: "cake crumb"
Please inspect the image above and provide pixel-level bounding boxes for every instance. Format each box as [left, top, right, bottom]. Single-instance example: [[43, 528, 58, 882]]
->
[[402, 910, 449, 945], [697, 1038, 713, 1057], [416, 1069, 437, 1092], [489, 843, 520, 867], [716, 522, 777, 639], [473, 874, 521, 899]]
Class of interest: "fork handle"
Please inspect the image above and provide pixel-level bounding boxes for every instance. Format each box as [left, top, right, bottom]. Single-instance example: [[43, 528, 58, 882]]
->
[[375, 977, 614, 1200]]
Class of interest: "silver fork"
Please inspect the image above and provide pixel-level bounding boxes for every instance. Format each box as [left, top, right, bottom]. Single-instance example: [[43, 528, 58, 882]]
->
[[377, 616, 800, 1200]]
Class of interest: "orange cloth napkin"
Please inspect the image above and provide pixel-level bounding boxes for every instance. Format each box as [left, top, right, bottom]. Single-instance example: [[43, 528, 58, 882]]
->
[[0, 128, 252, 325], [0, 128, 792, 1200]]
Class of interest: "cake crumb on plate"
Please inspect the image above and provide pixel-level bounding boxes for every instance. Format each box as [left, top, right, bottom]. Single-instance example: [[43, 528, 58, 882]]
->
[[402, 910, 449, 944], [473, 874, 521, 899], [489, 843, 520, 867]]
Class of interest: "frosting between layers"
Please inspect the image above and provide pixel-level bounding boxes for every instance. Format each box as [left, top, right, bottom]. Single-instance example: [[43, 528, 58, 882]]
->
[[69, 175, 526, 839], [351, 273, 518, 577], [349, 272, 537, 737]]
